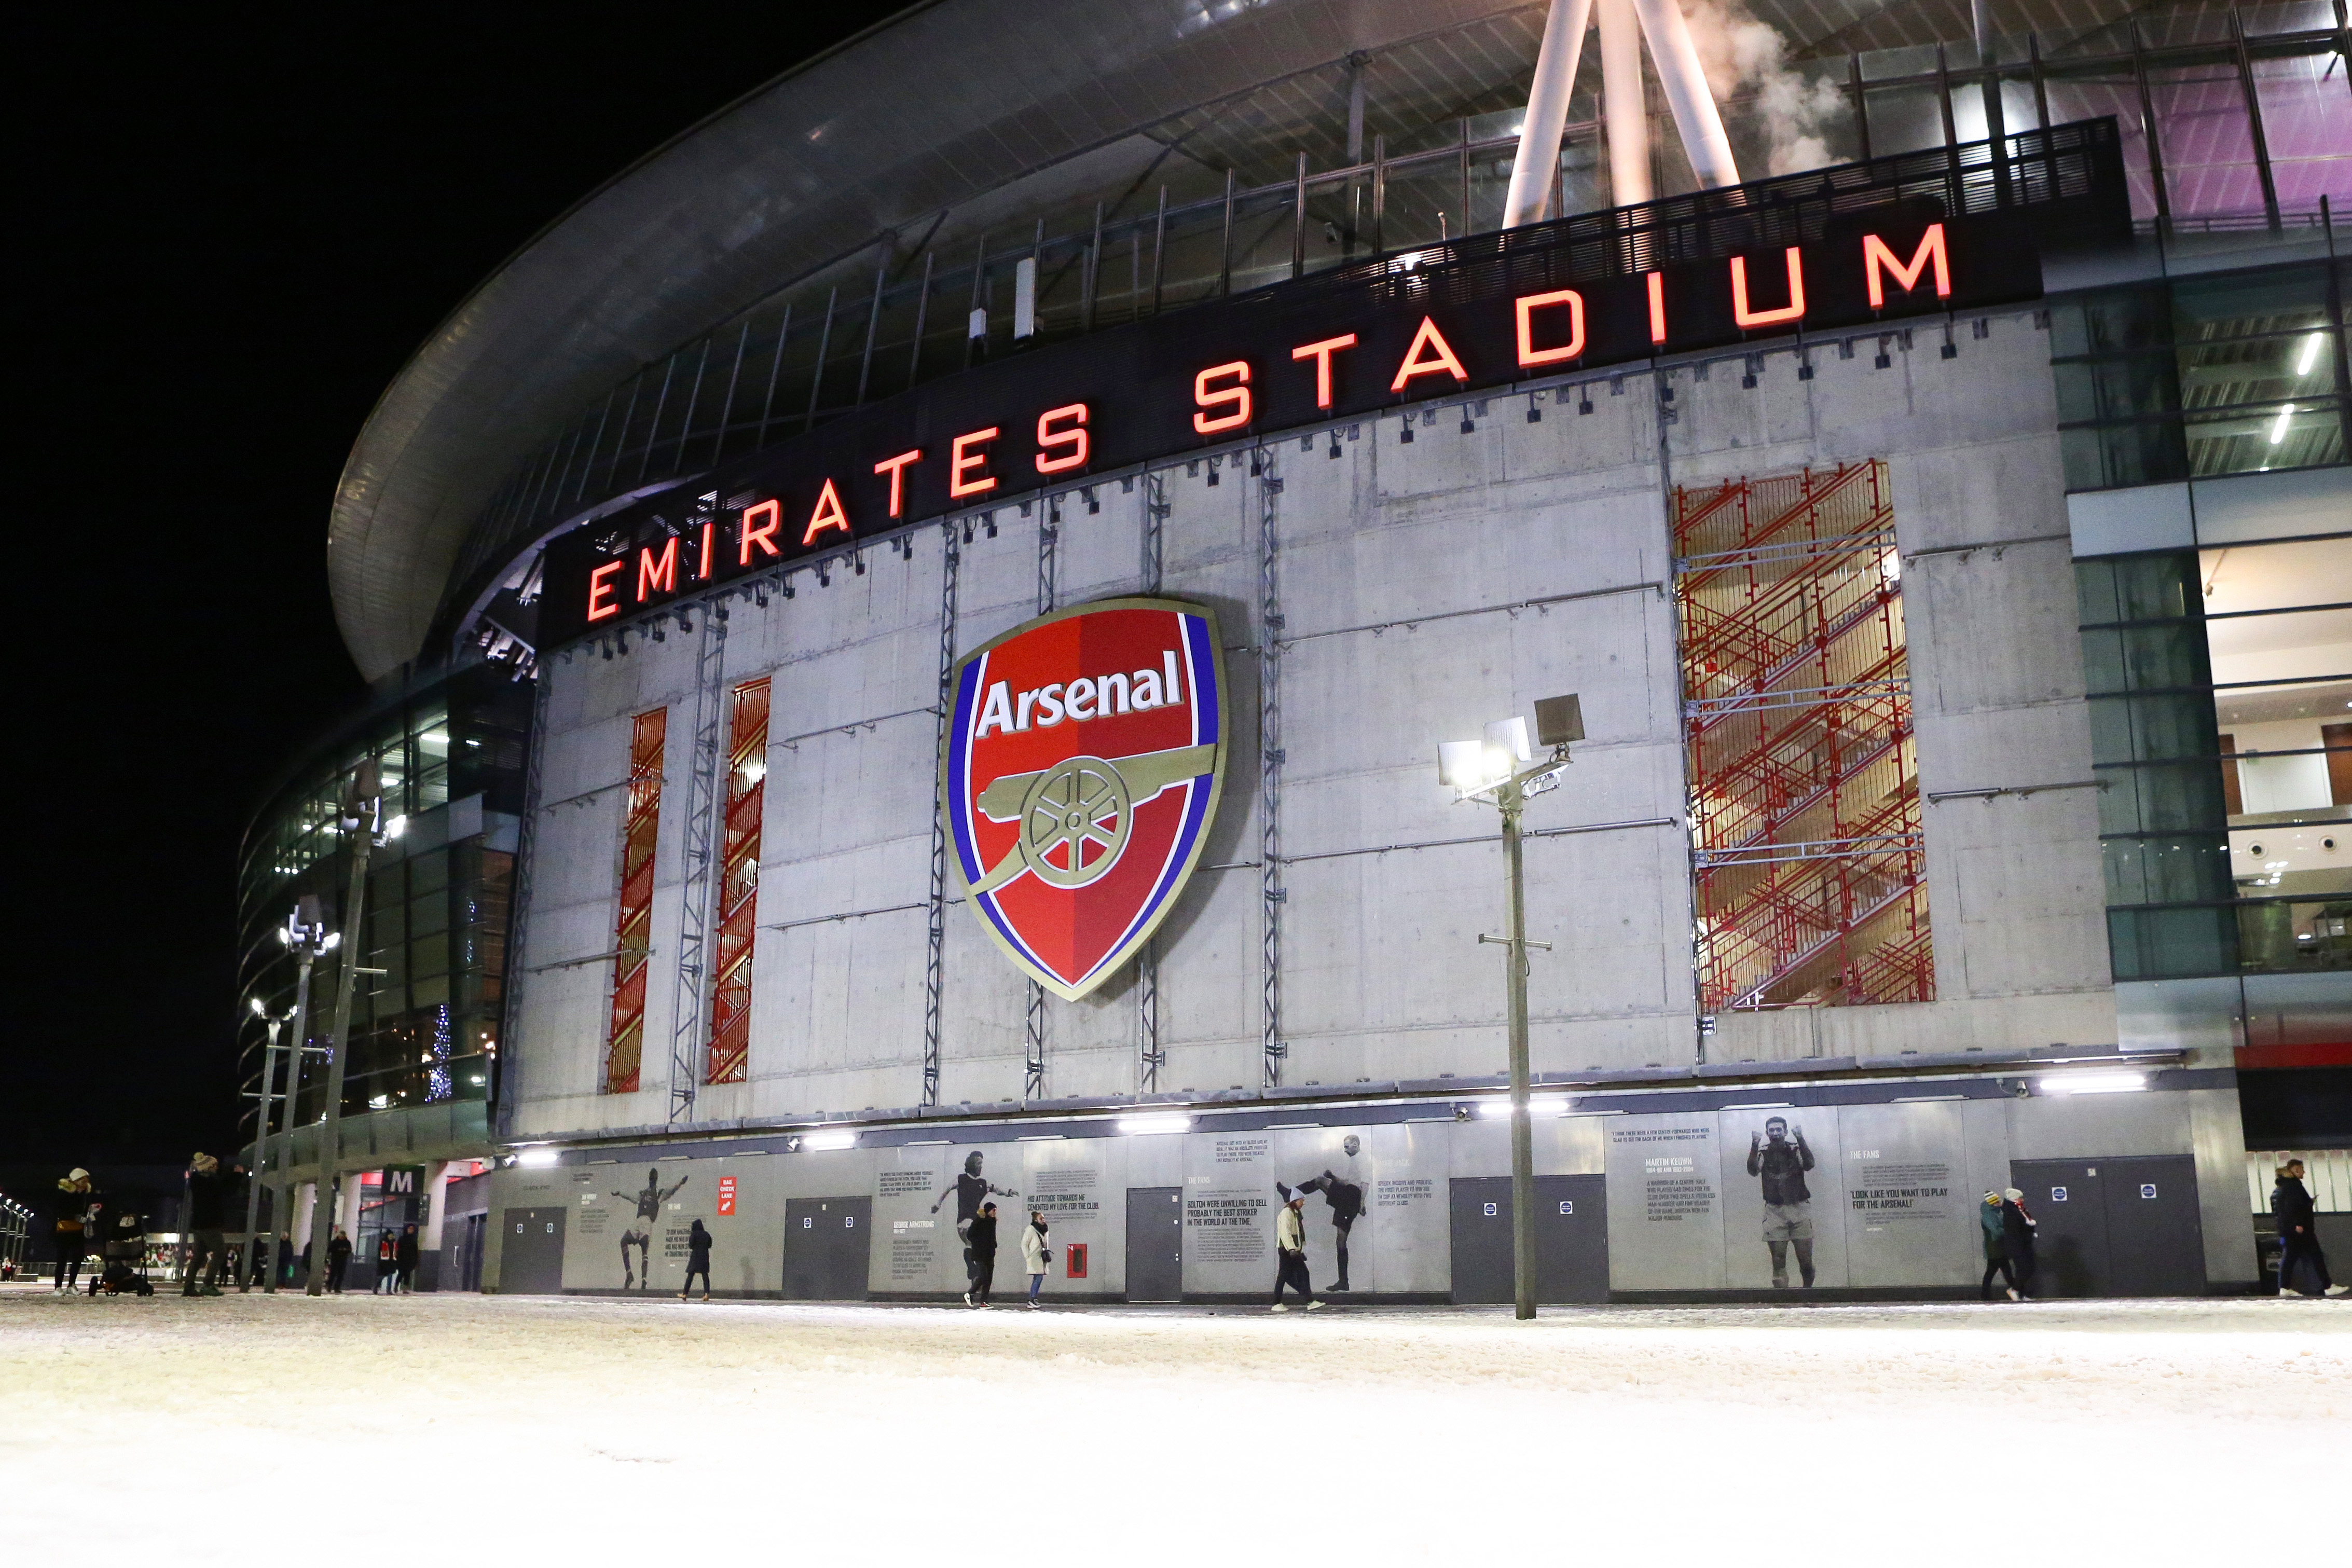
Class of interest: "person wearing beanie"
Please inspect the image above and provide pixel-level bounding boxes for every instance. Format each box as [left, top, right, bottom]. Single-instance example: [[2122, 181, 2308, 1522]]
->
[[1271, 1192, 1323, 1311], [1978, 1191, 2016, 1301], [1998, 1187, 2037, 1300], [53, 1170, 97, 1292]]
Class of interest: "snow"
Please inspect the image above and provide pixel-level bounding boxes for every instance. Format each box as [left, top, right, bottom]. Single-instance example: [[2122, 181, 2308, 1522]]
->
[[6, 1287, 2345, 1563]]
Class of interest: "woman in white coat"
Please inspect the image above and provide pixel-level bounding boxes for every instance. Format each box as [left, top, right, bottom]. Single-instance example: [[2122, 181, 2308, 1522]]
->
[[1021, 1210, 1052, 1309]]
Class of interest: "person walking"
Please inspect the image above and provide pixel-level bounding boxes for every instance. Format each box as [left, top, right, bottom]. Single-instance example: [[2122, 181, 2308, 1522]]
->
[[1021, 1210, 1052, 1309], [965, 1202, 1000, 1307], [395, 1223, 421, 1294], [2272, 1159, 2343, 1297], [375, 1230, 398, 1294], [182, 1153, 241, 1297], [1999, 1187, 2038, 1300], [681, 1218, 713, 1301], [1977, 1190, 2016, 1301], [1271, 1192, 1323, 1311], [325, 1227, 353, 1294], [52, 1170, 95, 1292]]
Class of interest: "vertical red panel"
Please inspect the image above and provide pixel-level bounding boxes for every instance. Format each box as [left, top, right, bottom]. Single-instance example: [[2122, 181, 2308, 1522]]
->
[[604, 708, 667, 1094], [705, 678, 769, 1084], [1674, 461, 1933, 1012]]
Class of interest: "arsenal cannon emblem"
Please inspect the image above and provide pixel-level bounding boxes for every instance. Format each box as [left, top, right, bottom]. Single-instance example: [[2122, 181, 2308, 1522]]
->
[[942, 598, 1227, 999]]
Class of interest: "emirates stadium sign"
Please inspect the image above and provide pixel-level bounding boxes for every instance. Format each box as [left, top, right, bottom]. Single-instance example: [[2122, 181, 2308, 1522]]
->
[[942, 598, 1226, 999]]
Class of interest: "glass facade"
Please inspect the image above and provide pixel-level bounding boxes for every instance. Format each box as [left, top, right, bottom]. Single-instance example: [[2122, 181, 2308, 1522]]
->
[[236, 666, 531, 1144]]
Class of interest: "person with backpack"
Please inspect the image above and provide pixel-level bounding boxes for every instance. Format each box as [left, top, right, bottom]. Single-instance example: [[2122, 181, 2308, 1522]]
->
[[1021, 1210, 1053, 1309], [1999, 1188, 2038, 1300], [1977, 1190, 2015, 1301], [681, 1219, 713, 1301], [1271, 1191, 1323, 1311], [375, 1229, 398, 1294]]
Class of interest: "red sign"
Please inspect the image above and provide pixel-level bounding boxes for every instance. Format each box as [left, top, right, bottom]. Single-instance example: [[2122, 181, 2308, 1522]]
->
[[943, 598, 1227, 999], [716, 1176, 736, 1217], [1065, 1242, 1088, 1280]]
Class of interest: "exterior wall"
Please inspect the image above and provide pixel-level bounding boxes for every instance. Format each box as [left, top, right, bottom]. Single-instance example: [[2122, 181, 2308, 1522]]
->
[[510, 306, 2122, 1136], [482, 1075, 2244, 1299]]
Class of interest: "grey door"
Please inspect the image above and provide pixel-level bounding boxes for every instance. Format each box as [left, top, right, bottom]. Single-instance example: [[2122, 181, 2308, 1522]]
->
[[499, 1207, 566, 1295], [1125, 1187, 1183, 1301], [2010, 1159, 2110, 1296], [1449, 1176, 1609, 1304], [782, 1197, 871, 1299], [2100, 1156, 2204, 1296]]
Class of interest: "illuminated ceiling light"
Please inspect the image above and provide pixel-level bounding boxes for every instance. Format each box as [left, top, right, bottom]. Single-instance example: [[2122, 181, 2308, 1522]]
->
[[2269, 404, 2295, 445], [2295, 332, 2322, 376], [515, 1147, 561, 1167], [2038, 1070, 2148, 1095], [1477, 1094, 1569, 1117], [799, 1130, 857, 1152], [1117, 1112, 1192, 1135]]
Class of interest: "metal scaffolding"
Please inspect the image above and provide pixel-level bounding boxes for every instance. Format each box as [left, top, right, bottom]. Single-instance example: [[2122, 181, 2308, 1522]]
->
[[1259, 451, 1287, 1086], [665, 603, 730, 1123], [1674, 461, 1932, 1012], [921, 520, 961, 1108]]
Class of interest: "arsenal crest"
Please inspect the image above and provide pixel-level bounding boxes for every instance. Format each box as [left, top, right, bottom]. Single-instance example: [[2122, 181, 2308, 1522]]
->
[[942, 597, 1227, 1000]]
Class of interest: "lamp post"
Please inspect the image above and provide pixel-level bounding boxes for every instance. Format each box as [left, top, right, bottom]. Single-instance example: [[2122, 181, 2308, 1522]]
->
[[305, 761, 393, 1297], [246, 897, 333, 1294], [1438, 694, 1583, 1321]]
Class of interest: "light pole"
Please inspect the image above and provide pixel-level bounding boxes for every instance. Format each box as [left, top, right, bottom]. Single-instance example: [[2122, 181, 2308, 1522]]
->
[[305, 761, 395, 1297], [1438, 694, 1583, 1321], [245, 897, 332, 1294]]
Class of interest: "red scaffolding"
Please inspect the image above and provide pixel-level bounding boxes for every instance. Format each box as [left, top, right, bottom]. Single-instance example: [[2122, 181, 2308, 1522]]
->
[[1674, 461, 1932, 1012], [604, 707, 667, 1093], [705, 678, 768, 1085]]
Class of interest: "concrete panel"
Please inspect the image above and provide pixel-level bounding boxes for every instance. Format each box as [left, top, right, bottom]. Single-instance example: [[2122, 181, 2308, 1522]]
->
[[2070, 483, 2194, 557], [2192, 465, 2352, 547]]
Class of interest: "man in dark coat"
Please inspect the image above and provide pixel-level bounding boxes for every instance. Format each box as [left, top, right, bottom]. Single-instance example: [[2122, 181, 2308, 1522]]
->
[[2272, 1160, 2338, 1297], [1999, 1188, 2038, 1299], [182, 1153, 243, 1297], [325, 1228, 353, 1294], [965, 1202, 1000, 1307], [395, 1224, 421, 1293]]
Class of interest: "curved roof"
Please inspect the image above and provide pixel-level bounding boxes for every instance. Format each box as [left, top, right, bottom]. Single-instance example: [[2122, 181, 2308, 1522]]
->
[[327, 0, 2160, 678]]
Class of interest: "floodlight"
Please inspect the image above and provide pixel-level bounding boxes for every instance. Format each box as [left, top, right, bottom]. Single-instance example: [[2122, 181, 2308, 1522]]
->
[[1533, 694, 1584, 747], [1438, 740, 1487, 789], [250, 997, 267, 1017], [1484, 717, 1533, 764]]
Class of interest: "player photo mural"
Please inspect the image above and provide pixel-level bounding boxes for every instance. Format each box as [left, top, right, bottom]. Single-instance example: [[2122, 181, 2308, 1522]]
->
[[942, 598, 1227, 999], [931, 1151, 1019, 1298], [1746, 1118, 1818, 1289], [1279, 1135, 1367, 1294], [613, 1166, 689, 1290]]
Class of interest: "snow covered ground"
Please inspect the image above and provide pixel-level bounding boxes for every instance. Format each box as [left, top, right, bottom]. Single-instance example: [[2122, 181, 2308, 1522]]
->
[[5, 1287, 2344, 1564]]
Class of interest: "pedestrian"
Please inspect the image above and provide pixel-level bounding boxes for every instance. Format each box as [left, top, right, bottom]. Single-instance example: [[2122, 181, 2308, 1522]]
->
[[376, 1229, 398, 1294], [52, 1169, 95, 1292], [1999, 1187, 2037, 1300], [965, 1202, 999, 1307], [325, 1227, 353, 1294], [182, 1153, 241, 1298], [1271, 1191, 1323, 1311], [2272, 1159, 2343, 1297], [395, 1223, 421, 1294], [1977, 1190, 2015, 1301], [1021, 1209, 1052, 1309], [681, 1218, 713, 1301]]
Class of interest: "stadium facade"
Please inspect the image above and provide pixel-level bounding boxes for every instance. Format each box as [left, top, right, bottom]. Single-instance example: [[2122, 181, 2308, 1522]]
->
[[239, 0, 2352, 1300]]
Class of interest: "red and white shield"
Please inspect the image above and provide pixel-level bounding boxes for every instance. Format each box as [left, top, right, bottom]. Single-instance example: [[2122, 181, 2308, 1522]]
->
[[942, 598, 1226, 1000]]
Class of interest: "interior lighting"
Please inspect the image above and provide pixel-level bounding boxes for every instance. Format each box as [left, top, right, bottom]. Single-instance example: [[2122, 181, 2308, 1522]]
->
[[800, 1130, 857, 1152], [384, 815, 408, 839], [1117, 1112, 1192, 1135], [1477, 1094, 1568, 1117], [515, 1147, 561, 1167], [2295, 332, 2323, 376], [2269, 404, 2295, 445], [2038, 1070, 2148, 1095]]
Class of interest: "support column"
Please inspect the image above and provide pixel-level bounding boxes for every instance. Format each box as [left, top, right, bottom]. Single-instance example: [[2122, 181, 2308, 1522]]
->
[[1628, 0, 1740, 189], [1505, 0, 1595, 228], [1599, 0, 1651, 207], [1259, 450, 1287, 1088], [1026, 502, 1060, 1101], [1139, 470, 1170, 1095], [923, 519, 961, 1108]]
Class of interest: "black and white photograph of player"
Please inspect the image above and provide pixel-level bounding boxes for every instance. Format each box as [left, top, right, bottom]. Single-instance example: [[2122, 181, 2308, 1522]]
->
[[1278, 1135, 1366, 1292], [612, 1166, 690, 1289], [1745, 1118, 1818, 1289], [930, 1151, 1017, 1297]]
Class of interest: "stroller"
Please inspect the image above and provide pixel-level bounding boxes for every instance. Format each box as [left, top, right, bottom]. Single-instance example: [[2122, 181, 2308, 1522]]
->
[[92, 1211, 154, 1297]]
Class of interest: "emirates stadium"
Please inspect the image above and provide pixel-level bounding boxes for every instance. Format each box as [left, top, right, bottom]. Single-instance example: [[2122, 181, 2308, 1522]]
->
[[235, 0, 2352, 1302]]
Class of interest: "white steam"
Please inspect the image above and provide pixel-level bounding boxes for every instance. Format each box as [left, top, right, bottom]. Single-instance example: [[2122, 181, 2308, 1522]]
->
[[1676, 0, 1850, 175]]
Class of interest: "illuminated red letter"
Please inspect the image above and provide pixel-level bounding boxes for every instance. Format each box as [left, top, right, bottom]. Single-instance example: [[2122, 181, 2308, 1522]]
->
[[949, 428, 1000, 498], [1290, 334, 1357, 409], [1035, 404, 1090, 473], [1863, 224, 1951, 309], [873, 448, 922, 518], [1514, 290, 1585, 367], [1192, 362, 1251, 434], [802, 478, 851, 546], [738, 499, 781, 565], [1646, 272, 1667, 345], [636, 536, 679, 601], [587, 560, 623, 622], [1389, 317, 1468, 392], [1731, 247, 1807, 329], [697, 521, 713, 580]]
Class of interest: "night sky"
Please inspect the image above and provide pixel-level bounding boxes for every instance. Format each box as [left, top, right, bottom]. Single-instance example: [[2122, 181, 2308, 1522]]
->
[[7, 7, 904, 1183]]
